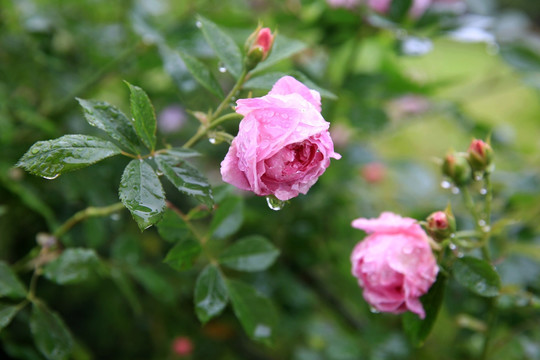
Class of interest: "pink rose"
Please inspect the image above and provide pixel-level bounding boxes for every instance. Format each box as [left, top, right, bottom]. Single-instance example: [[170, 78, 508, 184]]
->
[[220, 76, 341, 201], [368, 0, 432, 18], [351, 212, 438, 318]]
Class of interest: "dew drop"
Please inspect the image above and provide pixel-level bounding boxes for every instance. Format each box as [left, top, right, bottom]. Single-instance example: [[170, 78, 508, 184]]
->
[[208, 137, 217, 144], [43, 174, 60, 180], [195, 20, 202, 28], [456, 251, 464, 258], [110, 213, 120, 221], [156, 171, 164, 176], [480, 188, 487, 195], [440, 180, 451, 189], [451, 186, 460, 194], [266, 196, 285, 211], [369, 306, 380, 314], [474, 172, 483, 181], [218, 63, 227, 73], [402, 245, 414, 254], [478, 219, 486, 227], [482, 225, 491, 233], [449, 243, 457, 250]]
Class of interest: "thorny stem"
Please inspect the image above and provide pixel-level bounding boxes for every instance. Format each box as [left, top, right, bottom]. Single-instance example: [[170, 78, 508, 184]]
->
[[53, 202, 125, 239], [183, 69, 248, 149]]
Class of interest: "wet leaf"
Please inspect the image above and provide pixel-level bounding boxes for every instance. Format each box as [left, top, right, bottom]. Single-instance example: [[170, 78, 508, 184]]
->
[[219, 235, 280, 272], [125, 82, 157, 151], [17, 135, 121, 179], [119, 159, 165, 230], [43, 248, 100, 285], [0, 262, 27, 299], [163, 238, 201, 271], [194, 264, 228, 323], [453, 257, 500, 297], [30, 302, 73, 360], [177, 50, 224, 98]]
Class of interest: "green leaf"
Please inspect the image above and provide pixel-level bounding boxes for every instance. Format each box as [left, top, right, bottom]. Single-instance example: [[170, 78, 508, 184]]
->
[[155, 154, 213, 208], [163, 238, 201, 271], [194, 264, 228, 323], [76, 98, 142, 154], [0, 303, 20, 331], [253, 34, 308, 73], [125, 82, 157, 151], [453, 257, 500, 297], [227, 279, 277, 345], [196, 15, 242, 79], [42, 248, 100, 285], [177, 50, 224, 98], [0, 261, 27, 299], [219, 235, 280, 272], [389, 0, 413, 22], [119, 159, 166, 230], [209, 196, 243, 239], [17, 135, 121, 179], [244, 71, 337, 100], [156, 209, 190, 242], [403, 274, 447, 347], [30, 302, 73, 360]]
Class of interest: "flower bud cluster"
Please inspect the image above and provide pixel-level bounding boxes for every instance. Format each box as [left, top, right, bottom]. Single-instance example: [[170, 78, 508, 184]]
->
[[442, 138, 493, 186]]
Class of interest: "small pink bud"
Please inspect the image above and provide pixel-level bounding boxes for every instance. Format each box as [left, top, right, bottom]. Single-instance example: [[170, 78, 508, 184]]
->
[[245, 27, 275, 70], [171, 336, 193, 357], [442, 152, 471, 186], [467, 139, 493, 173], [426, 208, 455, 241]]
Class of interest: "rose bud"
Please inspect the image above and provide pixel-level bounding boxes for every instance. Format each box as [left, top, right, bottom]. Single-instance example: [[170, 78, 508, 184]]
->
[[442, 152, 471, 186], [171, 336, 193, 357], [467, 139, 493, 173], [245, 27, 274, 70], [426, 208, 455, 241], [361, 162, 386, 184], [351, 212, 439, 319], [220, 76, 341, 201]]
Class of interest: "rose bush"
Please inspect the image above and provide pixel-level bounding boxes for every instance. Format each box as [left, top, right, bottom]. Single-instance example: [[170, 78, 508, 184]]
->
[[220, 76, 341, 201], [350, 212, 438, 318]]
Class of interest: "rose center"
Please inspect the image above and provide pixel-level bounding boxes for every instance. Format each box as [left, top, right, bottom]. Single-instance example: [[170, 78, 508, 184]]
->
[[263, 140, 323, 182]]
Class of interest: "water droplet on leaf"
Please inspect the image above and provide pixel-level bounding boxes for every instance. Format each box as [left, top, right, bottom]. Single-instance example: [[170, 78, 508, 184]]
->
[[441, 180, 451, 189], [369, 306, 380, 314], [451, 186, 460, 194], [43, 174, 60, 180], [266, 196, 285, 211], [110, 214, 120, 221], [478, 219, 486, 227], [218, 63, 227, 73], [480, 188, 487, 195], [195, 21, 202, 28], [208, 137, 217, 144]]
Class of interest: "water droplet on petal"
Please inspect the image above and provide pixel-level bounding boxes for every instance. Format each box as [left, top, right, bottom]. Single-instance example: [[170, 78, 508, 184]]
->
[[441, 180, 451, 189], [43, 174, 60, 180], [402, 245, 414, 254], [266, 196, 285, 211]]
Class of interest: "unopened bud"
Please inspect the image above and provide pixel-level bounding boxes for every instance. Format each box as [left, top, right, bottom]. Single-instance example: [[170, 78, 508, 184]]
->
[[467, 139, 493, 173], [442, 152, 471, 186], [171, 336, 193, 357], [426, 209, 455, 241], [245, 26, 274, 70]]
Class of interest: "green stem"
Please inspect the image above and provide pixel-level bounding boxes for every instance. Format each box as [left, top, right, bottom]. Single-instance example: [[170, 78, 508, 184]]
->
[[53, 202, 125, 239], [183, 69, 248, 149], [212, 69, 248, 120], [480, 298, 498, 360], [462, 187, 482, 227], [462, 186, 491, 261]]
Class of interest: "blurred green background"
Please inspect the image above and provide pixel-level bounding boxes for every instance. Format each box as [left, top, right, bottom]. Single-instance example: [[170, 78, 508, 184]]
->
[[1, 0, 540, 359]]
